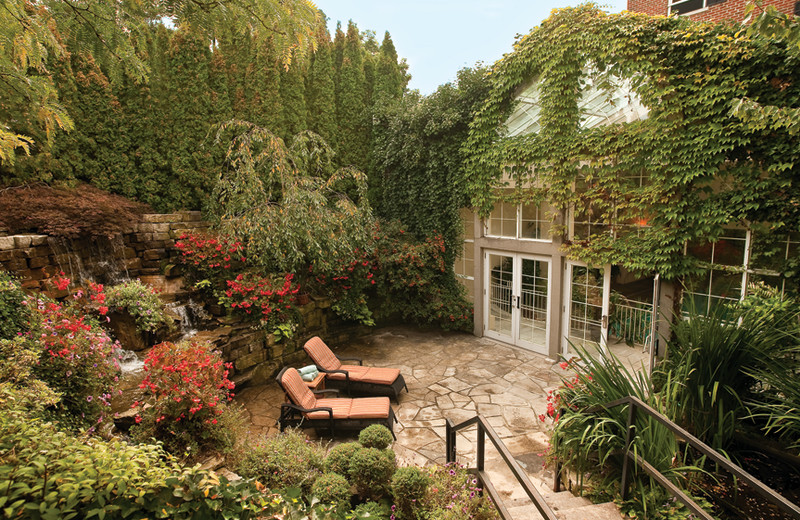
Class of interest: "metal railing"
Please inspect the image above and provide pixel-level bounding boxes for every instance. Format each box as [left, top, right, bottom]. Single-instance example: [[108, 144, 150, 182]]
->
[[611, 301, 652, 347], [553, 396, 800, 519], [446, 415, 558, 520]]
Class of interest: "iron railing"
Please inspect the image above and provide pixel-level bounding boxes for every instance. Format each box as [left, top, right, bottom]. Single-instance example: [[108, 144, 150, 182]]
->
[[446, 415, 558, 520], [553, 395, 800, 519]]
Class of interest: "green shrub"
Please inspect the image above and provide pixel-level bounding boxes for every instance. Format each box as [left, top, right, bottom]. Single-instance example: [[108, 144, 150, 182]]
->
[[325, 441, 361, 477], [0, 271, 30, 340], [391, 466, 429, 518], [352, 500, 392, 519], [236, 428, 326, 493], [0, 337, 59, 413], [349, 447, 396, 501], [358, 424, 394, 450], [105, 279, 174, 333], [311, 472, 351, 509]]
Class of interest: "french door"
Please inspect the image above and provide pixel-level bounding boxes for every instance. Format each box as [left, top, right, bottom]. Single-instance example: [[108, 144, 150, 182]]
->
[[562, 261, 611, 356], [484, 251, 551, 355]]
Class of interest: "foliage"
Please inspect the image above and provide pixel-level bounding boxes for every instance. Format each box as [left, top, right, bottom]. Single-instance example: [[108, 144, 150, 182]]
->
[[349, 447, 396, 501], [390, 467, 429, 519], [352, 500, 391, 519], [220, 272, 300, 328], [659, 300, 800, 448], [0, 337, 60, 413], [236, 427, 326, 494], [324, 441, 361, 478], [106, 279, 173, 333], [311, 472, 352, 509], [0, 399, 347, 519], [419, 463, 499, 520], [0, 183, 150, 238], [336, 21, 369, 170], [373, 223, 473, 331], [307, 23, 338, 146], [0, 271, 30, 340], [463, 4, 800, 285], [132, 340, 237, 456], [358, 424, 394, 450], [372, 66, 490, 266], [175, 232, 246, 285], [210, 122, 375, 278]]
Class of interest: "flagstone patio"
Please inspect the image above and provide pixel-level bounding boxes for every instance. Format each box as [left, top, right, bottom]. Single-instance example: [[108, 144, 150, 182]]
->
[[235, 325, 650, 504]]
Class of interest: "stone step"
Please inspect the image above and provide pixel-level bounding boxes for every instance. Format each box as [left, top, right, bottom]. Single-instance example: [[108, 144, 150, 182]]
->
[[556, 502, 624, 520], [544, 490, 593, 511]]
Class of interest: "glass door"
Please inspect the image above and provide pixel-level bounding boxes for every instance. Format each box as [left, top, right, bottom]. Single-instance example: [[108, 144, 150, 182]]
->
[[484, 252, 550, 355], [563, 261, 610, 356]]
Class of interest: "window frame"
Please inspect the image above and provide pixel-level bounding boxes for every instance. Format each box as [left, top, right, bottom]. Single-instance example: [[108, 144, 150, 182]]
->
[[484, 201, 553, 243]]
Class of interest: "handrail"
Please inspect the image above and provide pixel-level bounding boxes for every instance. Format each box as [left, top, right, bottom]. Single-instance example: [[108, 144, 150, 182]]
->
[[553, 395, 800, 519], [446, 415, 558, 520]]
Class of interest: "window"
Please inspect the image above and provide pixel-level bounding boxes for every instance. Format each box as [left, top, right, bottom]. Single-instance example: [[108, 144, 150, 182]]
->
[[748, 231, 800, 295], [454, 208, 476, 299], [669, 0, 709, 15], [485, 200, 553, 241], [682, 228, 748, 315]]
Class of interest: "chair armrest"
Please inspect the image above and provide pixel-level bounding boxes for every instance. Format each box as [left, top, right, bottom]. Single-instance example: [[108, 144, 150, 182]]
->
[[281, 402, 334, 418], [336, 355, 362, 365], [313, 389, 340, 396]]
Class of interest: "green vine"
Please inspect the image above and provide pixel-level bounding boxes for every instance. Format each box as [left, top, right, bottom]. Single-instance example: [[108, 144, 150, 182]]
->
[[464, 4, 800, 286]]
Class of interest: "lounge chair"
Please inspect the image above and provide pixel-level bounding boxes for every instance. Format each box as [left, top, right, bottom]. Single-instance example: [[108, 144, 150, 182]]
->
[[276, 367, 396, 438], [303, 336, 408, 401]]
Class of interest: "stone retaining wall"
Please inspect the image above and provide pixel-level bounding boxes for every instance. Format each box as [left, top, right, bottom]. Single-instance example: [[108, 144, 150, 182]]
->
[[0, 212, 367, 387]]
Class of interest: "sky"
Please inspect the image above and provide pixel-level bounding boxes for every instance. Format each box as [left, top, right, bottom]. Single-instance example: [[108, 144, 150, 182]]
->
[[314, 1, 629, 95]]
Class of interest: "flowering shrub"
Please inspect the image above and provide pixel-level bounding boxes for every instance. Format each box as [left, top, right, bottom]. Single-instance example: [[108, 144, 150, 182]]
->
[[31, 294, 121, 427], [219, 271, 300, 330], [175, 232, 245, 284], [418, 463, 499, 520], [106, 279, 173, 333], [132, 340, 238, 456]]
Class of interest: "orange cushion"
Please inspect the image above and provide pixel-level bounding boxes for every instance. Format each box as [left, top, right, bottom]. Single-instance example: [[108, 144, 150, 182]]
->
[[280, 368, 316, 410], [307, 399, 354, 419], [303, 337, 342, 371], [306, 397, 391, 420], [326, 365, 400, 386]]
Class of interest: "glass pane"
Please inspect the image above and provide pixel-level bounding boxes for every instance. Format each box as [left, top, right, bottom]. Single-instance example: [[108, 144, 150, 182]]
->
[[460, 208, 475, 240], [709, 270, 742, 300], [671, 0, 705, 14], [713, 237, 746, 267], [519, 259, 548, 347], [487, 254, 513, 338], [750, 231, 786, 272], [568, 265, 604, 348], [687, 240, 713, 263], [487, 201, 516, 238]]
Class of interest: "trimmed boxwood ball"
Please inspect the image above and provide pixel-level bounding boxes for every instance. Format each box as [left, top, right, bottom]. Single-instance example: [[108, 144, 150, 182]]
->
[[235, 428, 325, 493], [358, 424, 394, 450], [391, 466, 429, 517], [350, 447, 397, 500], [325, 441, 361, 477], [352, 500, 392, 519], [311, 472, 351, 509]]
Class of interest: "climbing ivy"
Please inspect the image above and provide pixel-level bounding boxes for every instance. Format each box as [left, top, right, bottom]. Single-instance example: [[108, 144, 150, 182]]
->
[[463, 4, 800, 285]]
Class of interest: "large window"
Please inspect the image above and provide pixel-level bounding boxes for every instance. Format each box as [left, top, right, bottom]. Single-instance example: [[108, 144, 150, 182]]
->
[[683, 228, 748, 315], [748, 231, 800, 295], [454, 208, 475, 299], [486, 194, 553, 241]]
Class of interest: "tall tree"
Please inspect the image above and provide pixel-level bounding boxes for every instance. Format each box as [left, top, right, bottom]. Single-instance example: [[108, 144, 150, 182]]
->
[[375, 32, 405, 101], [306, 24, 337, 145], [280, 51, 308, 141], [251, 36, 283, 134], [336, 21, 368, 169]]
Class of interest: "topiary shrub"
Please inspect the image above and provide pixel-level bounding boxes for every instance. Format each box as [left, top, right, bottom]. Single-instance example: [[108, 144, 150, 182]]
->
[[105, 279, 174, 334], [311, 472, 351, 509], [391, 466, 430, 519], [236, 428, 325, 494], [349, 447, 396, 501], [325, 441, 361, 477], [358, 424, 394, 450], [0, 271, 30, 341], [352, 500, 392, 519]]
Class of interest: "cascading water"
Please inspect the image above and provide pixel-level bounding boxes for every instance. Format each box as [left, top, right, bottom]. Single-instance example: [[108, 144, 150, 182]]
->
[[166, 299, 210, 340]]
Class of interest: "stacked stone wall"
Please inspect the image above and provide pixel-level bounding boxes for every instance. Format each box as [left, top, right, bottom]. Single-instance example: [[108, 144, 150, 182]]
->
[[0, 212, 367, 386]]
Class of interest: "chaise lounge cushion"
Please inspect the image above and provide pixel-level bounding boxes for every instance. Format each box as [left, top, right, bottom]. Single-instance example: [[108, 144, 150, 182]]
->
[[326, 365, 401, 386], [308, 397, 391, 420]]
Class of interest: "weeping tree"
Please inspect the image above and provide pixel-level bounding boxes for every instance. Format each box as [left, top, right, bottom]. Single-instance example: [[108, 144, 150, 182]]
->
[[210, 122, 375, 278]]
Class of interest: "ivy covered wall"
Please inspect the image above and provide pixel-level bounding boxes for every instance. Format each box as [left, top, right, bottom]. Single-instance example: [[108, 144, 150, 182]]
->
[[464, 4, 800, 290]]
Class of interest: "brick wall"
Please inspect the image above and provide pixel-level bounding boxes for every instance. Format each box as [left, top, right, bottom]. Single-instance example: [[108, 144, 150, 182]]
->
[[627, 0, 797, 21]]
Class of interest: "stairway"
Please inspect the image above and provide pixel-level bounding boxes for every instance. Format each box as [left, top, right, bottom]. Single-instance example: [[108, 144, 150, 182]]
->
[[505, 491, 625, 520]]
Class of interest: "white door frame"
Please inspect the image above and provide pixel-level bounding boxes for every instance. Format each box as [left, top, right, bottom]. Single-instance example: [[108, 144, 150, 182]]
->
[[561, 260, 611, 357], [483, 250, 551, 355]]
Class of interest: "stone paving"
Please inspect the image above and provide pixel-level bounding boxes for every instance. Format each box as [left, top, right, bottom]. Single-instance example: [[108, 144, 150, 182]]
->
[[236, 325, 649, 508]]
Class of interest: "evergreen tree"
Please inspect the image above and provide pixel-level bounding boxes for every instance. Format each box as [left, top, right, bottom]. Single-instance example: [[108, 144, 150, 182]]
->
[[280, 51, 307, 141], [336, 21, 368, 169], [306, 24, 337, 145], [333, 22, 345, 74], [251, 36, 283, 134], [375, 32, 405, 101]]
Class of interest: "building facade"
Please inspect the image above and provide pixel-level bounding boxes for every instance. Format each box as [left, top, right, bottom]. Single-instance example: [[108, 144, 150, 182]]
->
[[627, 0, 798, 21]]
